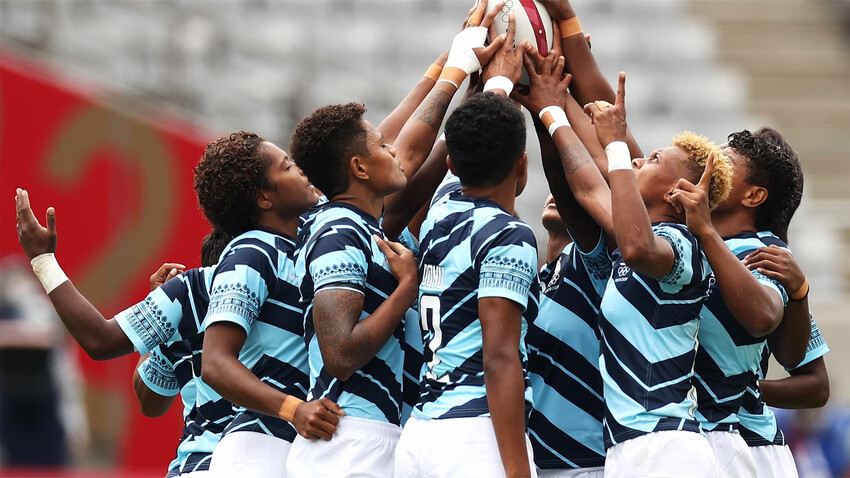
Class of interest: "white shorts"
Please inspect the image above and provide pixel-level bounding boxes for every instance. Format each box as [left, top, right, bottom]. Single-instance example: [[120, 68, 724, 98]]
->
[[749, 444, 799, 478], [208, 431, 291, 478], [394, 416, 538, 478], [285, 415, 401, 478], [705, 430, 756, 477], [179, 471, 213, 478], [538, 466, 604, 478], [604, 430, 717, 478]]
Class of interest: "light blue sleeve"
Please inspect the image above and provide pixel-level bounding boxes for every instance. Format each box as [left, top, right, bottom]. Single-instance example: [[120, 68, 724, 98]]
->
[[114, 287, 185, 355], [652, 224, 701, 288], [788, 315, 829, 370], [478, 226, 538, 311], [309, 226, 369, 294], [576, 232, 613, 297], [138, 346, 180, 397], [204, 245, 274, 334]]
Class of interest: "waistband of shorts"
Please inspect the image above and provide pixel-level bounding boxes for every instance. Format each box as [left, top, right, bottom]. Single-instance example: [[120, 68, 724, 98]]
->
[[336, 415, 402, 440], [708, 423, 739, 433]]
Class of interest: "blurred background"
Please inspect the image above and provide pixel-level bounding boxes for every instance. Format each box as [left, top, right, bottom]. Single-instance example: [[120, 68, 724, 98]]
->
[[0, 0, 848, 476]]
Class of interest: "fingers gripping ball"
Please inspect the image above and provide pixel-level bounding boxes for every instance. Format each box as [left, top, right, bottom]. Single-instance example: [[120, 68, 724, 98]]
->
[[487, 0, 554, 84]]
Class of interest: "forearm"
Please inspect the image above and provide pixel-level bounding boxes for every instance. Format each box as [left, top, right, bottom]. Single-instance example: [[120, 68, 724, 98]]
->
[[565, 93, 609, 181], [759, 358, 829, 409], [48, 281, 132, 360], [377, 77, 437, 145], [767, 300, 811, 368], [383, 139, 448, 240], [393, 82, 458, 180], [202, 350, 287, 418], [608, 169, 666, 274], [484, 354, 530, 477], [698, 231, 783, 336], [317, 283, 416, 380]]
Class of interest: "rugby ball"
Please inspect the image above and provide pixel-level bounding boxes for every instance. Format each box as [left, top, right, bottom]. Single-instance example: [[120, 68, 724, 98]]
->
[[487, 0, 554, 84]]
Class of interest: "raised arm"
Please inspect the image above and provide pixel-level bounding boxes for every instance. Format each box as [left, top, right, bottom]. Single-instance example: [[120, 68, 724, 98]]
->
[[746, 245, 812, 367], [537, 0, 643, 157], [15, 188, 132, 360], [584, 74, 674, 277], [312, 237, 418, 380], [669, 155, 784, 337]]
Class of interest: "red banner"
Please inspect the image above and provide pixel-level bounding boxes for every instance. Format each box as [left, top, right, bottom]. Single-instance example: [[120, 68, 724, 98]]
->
[[1, 49, 214, 472]]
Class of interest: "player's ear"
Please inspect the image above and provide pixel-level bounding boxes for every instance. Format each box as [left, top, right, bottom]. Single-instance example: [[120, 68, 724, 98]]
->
[[350, 155, 369, 181], [742, 185, 768, 209], [256, 188, 274, 210], [446, 156, 457, 176]]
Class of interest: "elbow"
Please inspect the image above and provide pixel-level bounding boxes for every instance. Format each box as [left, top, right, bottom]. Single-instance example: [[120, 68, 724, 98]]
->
[[200, 353, 227, 390], [812, 384, 830, 408], [83, 342, 115, 361], [746, 313, 781, 338], [138, 401, 167, 418], [619, 243, 651, 269], [324, 359, 357, 382]]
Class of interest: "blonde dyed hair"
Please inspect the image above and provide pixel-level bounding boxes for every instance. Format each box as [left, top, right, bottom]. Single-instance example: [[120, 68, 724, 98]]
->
[[672, 131, 733, 210]]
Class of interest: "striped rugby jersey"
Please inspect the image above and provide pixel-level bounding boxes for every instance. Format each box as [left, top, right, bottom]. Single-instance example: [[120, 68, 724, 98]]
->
[[693, 232, 788, 431], [120, 267, 226, 475], [599, 223, 711, 448], [412, 172, 540, 420], [528, 235, 612, 469], [203, 228, 310, 442], [297, 202, 411, 425]]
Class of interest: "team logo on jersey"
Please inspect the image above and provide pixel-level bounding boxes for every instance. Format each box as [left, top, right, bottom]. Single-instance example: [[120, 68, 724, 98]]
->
[[543, 260, 562, 294], [421, 264, 445, 289], [614, 264, 630, 282]]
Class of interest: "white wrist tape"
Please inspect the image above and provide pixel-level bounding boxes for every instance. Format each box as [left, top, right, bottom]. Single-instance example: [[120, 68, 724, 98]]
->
[[438, 132, 446, 142], [445, 26, 488, 75], [483, 76, 514, 96], [31, 253, 69, 294], [538, 106, 570, 136], [605, 141, 632, 172]]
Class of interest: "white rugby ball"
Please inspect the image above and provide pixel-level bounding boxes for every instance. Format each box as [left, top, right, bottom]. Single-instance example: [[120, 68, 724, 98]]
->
[[487, 0, 554, 84]]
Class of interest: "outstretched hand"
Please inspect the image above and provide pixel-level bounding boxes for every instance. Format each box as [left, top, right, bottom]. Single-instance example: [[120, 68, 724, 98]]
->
[[669, 150, 716, 238], [444, 1, 508, 78], [481, 11, 523, 85], [511, 28, 570, 116], [149, 263, 187, 291], [583, 72, 628, 147], [15, 188, 57, 259]]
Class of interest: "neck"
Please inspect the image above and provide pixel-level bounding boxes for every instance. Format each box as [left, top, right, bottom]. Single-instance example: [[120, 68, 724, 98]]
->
[[332, 184, 384, 223], [545, 231, 570, 263], [645, 201, 683, 225], [710, 207, 757, 238], [460, 178, 517, 217], [256, 212, 299, 238]]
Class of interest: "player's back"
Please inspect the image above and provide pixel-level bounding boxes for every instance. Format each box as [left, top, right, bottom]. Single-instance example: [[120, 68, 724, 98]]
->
[[414, 183, 539, 420]]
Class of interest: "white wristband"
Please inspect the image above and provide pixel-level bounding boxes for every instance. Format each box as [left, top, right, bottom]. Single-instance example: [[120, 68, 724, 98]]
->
[[438, 132, 446, 142], [483, 76, 514, 96], [605, 141, 632, 172], [538, 105, 570, 136], [31, 253, 69, 294]]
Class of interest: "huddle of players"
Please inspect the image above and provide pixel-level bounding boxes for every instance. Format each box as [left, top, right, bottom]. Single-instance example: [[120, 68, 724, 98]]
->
[[14, 0, 830, 477]]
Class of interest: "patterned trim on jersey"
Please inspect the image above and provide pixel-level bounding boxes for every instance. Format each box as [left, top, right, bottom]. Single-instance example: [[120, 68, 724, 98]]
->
[[480, 255, 536, 306], [115, 297, 176, 354], [138, 346, 180, 396], [207, 283, 261, 328]]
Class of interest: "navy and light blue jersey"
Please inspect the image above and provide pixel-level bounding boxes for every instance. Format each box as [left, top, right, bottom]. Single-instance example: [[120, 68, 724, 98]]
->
[[528, 235, 611, 470], [121, 267, 226, 475], [203, 229, 310, 442], [693, 232, 789, 431], [297, 202, 408, 425], [738, 314, 829, 447], [598, 223, 711, 448], [412, 173, 540, 420]]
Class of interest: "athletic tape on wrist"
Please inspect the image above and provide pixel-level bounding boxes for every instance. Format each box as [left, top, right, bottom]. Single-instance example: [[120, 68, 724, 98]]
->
[[605, 141, 632, 172], [438, 67, 467, 89], [424, 63, 443, 82], [539, 105, 570, 136], [278, 395, 304, 423], [445, 26, 488, 75], [483, 76, 514, 96], [31, 253, 69, 294], [558, 17, 583, 38], [438, 132, 446, 142], [790, 278, 809, 301]]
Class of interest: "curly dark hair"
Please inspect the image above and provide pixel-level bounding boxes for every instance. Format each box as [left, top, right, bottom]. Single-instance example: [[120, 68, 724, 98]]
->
[[200, 229, 232, 267], [727, 127, 803, 242], [445, 92, 526, 188], [193, 131, 271, 239], [289, 102, 369, 198]]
